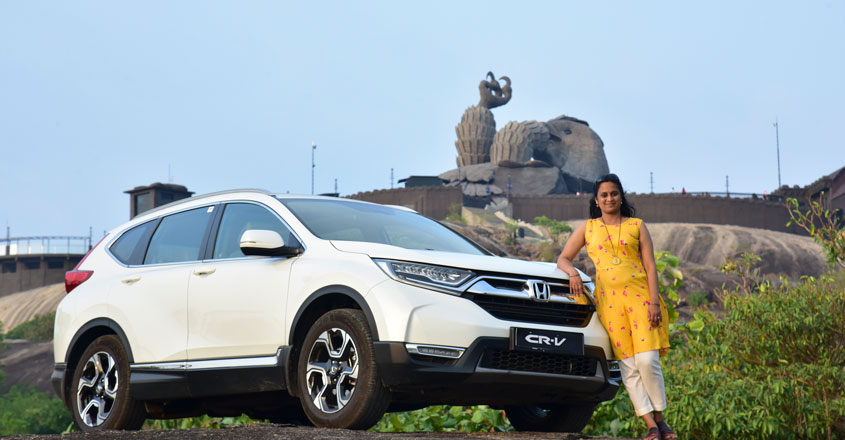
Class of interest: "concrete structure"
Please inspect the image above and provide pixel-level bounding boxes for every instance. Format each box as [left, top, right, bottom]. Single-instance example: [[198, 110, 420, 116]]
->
[[125, 182, 194, 219], [510, 193, 802, 235], [398, 176, 447, 188], [347, 186, 462, 220], [0, 254, 82, 297], [346, 187, 807, 235]]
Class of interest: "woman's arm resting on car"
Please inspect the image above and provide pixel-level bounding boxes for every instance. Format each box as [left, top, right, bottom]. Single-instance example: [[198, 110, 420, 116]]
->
[[557, 221, 587, 295]]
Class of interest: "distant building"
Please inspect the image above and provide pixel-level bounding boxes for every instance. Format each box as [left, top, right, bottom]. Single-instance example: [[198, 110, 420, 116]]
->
[[772, 165, 845, 214], [398, 176, 447, 188], [125, 183, 194, 219]]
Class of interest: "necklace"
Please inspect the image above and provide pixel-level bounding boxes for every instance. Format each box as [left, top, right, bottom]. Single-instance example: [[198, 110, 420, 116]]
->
[[601, 217, 623, 265]]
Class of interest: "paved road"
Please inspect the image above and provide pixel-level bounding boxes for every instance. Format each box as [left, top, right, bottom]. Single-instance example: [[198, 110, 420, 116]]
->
[[3, 423, 635, 440]]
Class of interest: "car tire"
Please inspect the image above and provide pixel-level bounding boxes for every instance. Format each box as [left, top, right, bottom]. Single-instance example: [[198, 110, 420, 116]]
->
[[504, 404, 596, 432], [296, 308, 390, 429], [70, 335, 146, 431]]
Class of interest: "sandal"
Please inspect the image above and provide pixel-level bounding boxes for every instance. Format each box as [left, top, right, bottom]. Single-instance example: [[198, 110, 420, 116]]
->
[[657, 420, 677, 440], [643, 427, 661, 440]]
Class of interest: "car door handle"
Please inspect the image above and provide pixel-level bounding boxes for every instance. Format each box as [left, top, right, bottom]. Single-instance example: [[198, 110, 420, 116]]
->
[[121, 276, 141, 285], [193, 268, 216, 276]]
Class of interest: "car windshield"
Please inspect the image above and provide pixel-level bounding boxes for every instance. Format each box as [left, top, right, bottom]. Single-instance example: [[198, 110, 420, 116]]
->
[[279, 198, 486, 255]]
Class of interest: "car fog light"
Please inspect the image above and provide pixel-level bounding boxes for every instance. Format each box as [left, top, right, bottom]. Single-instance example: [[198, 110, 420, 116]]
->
[[405, 344, 465, 359]]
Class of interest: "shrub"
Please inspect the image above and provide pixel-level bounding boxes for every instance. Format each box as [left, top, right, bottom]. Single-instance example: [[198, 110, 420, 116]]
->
[[372, 405, 511, 432], [666, 275, 844, 439], [5, 312, 55, 341], [786, 193, 844, 268], [143, 414, 259, 430], [533, 216, 572, 236], [687, 291, 709, 309], [444, 203, 466, 224], [0, 384, 72, 435]]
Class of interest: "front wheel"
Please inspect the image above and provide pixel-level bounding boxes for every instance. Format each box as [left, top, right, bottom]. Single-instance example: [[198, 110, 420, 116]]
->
[[504, 404, 596, 432], [296, 309, 390, 429], [70, 335, 146, 431]]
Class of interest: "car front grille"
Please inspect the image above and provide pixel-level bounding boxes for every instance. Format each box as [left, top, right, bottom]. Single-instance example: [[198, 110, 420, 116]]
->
[[464, 293, 594, 326], [462, 274, 594, 327], [479, 349, 598, 377]]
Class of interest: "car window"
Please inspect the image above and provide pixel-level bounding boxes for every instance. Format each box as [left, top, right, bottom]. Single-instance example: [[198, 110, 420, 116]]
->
[[144, 207, 213, 264], [110, 220, 157, 265], [280, 198, 485, 255], [213, 203, 298, 259]]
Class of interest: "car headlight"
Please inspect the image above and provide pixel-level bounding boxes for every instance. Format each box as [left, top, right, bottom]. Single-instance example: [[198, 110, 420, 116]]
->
[[374, 259, 475, 295]]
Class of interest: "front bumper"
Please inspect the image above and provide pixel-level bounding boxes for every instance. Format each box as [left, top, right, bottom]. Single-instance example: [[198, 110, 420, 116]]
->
[[373, 337, 620, 407]]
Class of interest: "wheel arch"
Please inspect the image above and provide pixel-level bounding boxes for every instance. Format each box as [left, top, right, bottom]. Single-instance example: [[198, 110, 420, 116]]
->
[[62, 318, 134, 406], [285, 285, 378, 397]]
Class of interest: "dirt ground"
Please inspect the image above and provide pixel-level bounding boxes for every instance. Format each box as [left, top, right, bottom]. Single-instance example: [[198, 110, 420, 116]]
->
[[1, 423, 637, 440], [0, 340, 53, 394]]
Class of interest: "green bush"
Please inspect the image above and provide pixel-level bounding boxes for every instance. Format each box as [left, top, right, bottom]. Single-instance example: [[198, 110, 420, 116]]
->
[[0, 384, 72, 435], [587, 273, 845, 439], [687, 291, 709, 309], [371, 405, 511, 432], [444, 203, 466, 224], [533, 216, 572, 236], [5, 312, 55, 341], [143, 414, 260, 430]]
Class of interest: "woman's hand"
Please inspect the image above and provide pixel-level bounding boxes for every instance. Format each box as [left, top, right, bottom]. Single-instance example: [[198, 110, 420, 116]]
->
[[569, 274, 584, 296], [648, 302, 662, 327]]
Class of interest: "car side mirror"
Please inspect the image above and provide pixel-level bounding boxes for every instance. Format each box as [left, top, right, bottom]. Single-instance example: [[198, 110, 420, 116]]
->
[[239, 230, 302, 257]]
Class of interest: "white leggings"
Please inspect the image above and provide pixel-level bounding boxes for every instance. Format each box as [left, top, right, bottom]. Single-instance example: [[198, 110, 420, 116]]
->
[[619, 350, 667, 416]]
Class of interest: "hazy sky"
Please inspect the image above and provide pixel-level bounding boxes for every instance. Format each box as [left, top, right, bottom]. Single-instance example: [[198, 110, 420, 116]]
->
[[1, 1, 843, 238]]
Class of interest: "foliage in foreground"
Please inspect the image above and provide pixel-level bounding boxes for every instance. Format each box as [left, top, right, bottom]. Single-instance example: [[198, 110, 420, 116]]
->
[[787, 193, 844, 268], [586, 258, 845, 439], [143, 414, 259, 430], [371, 405, 511, 432], [5, 311, 55, 341], [0, 384, 72, 436]]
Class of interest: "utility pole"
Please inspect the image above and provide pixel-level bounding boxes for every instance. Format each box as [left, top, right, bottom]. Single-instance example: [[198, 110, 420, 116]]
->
[[390, 168, 394, 189], [334, 178, 338, 194], [774, 119, 782, 188], [650, 172, 654, 193], [311, 141, 316, 195], [726, 175, 730, 197]]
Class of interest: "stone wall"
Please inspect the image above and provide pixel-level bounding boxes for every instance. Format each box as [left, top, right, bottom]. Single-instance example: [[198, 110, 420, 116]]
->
[[0, 255, 81, 297], [347, 186, 463, 220], [510, 194, 803, 234]]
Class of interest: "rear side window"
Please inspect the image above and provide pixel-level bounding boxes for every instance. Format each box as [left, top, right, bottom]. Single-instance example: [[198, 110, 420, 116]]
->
[[213, 203, 299, 259], [110, 220, 157, 265], [144, 207, 213, 265]]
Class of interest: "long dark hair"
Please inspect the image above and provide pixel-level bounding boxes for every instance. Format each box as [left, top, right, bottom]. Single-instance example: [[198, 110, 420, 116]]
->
[[589, 173, 636, 219]]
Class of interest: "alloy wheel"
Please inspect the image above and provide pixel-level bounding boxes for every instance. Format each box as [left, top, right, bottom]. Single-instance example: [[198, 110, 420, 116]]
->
[[76, 351, 119, 427], [305, 327, 359, 413]]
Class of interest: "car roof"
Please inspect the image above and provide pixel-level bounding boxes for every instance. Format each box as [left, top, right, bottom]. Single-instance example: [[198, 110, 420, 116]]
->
[[137, 188, 398, 220]]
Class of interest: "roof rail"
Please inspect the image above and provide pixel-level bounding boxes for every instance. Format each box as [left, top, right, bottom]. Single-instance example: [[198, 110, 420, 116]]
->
[[137, 188, 273, 218]]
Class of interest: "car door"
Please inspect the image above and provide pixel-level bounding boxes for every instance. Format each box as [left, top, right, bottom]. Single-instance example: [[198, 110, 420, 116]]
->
[[186, 201, 300, 360], [108, 206, 215, 363]]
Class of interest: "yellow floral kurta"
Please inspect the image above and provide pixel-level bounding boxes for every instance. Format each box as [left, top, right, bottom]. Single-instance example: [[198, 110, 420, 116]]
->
[[585, 218, 670, 359]]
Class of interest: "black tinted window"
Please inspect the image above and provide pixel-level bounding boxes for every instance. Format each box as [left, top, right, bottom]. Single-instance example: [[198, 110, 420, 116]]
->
[[213, 203, 298, 259], [144, 207, 213, 264], [110, 220, 157, 265]]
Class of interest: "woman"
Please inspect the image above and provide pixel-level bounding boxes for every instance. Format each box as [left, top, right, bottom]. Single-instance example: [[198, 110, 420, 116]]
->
[[557, 174, 677, 440]]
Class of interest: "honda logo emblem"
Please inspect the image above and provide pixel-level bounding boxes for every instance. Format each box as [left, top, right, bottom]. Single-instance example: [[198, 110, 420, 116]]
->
[[527, 279, 550, 302]]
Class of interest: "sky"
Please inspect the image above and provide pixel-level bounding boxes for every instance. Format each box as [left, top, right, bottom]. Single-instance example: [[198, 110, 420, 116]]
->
[[1, 1, 843, 239]]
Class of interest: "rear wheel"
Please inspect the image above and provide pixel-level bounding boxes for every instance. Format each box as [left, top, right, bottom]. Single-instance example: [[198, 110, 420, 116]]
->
[[504, 404, 596, 432], [296, 309, 390, 429], [70, 335, 146, 431]]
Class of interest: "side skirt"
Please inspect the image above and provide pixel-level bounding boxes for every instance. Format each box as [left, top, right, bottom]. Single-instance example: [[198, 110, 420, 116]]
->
[[130, 347, 291, 400]]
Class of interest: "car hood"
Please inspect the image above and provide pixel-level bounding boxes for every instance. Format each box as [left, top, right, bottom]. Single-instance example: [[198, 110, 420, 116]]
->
[[330, 241, 590, 281]]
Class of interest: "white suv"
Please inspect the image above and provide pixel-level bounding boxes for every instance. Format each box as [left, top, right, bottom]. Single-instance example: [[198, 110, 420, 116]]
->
[[52, 189, 619, 432]]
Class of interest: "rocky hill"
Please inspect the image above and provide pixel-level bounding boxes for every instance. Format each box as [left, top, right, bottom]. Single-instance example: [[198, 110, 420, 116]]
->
[[447, 214, 828, 316]]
